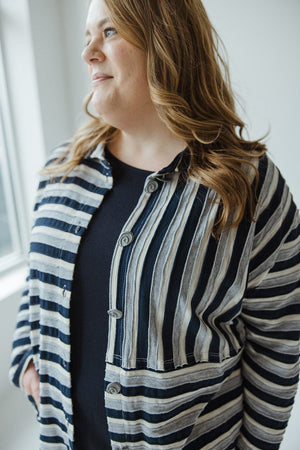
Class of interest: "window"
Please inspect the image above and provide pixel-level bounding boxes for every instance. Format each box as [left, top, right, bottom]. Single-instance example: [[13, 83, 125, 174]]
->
[[0, 121, 15, 258], [0, 41, 27, 274]]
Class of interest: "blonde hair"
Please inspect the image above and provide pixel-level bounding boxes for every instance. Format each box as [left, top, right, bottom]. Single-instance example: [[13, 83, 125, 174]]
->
[[47, 0, 266, 236]]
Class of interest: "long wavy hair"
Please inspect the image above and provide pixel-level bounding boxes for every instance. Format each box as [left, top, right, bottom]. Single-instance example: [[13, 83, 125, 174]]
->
[[47, 0, 266, 236]]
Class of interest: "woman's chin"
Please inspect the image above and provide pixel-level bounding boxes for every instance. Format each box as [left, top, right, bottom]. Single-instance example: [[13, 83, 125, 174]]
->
[[91, 99, 105, 119], [91, 93, 113, 118]]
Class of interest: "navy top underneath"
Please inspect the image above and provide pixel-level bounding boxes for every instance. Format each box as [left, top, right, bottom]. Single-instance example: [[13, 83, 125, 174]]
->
[[70, 149, 152, 449]]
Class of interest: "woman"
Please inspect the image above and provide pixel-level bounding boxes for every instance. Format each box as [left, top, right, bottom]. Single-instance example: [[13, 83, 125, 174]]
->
[[9, 0, 300, 449]]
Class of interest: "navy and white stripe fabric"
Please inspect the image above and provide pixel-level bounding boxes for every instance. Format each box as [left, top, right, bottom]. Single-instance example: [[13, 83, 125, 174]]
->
[[9, 143, 300, 449]]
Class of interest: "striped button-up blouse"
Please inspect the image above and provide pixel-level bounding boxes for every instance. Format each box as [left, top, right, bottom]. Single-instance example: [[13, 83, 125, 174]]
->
[[9, 143, 300, 449]]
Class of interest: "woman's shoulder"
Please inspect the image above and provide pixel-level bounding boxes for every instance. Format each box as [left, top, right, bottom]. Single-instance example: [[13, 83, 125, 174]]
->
[[254, 153, 299, 236], [44, 140, 71, 168], [256, 153, 289, 204]]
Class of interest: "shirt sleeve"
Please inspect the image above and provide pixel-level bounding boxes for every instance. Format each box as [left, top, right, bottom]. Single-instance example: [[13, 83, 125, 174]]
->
[[9, 181, 44, 389], [8, 143, 69, 389], [237, 157, 300, 449], [9, 274, 35, 389]]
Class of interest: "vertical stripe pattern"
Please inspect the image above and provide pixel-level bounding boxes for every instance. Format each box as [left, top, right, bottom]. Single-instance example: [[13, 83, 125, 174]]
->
[[9, 144, 300, 449]]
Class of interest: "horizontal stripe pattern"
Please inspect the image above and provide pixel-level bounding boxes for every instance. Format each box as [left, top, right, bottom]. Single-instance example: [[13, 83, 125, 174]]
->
[[9, 144, 300, 449]]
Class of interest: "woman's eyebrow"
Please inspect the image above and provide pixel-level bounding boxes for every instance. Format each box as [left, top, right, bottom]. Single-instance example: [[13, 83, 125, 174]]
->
[[85, 17, 111, 36]]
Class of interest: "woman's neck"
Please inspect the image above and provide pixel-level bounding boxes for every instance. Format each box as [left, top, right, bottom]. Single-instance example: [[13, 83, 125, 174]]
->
[[108, 119, 186, 172]]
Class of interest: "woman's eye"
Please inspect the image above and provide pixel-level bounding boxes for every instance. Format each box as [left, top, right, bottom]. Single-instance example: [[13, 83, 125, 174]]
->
[[103, 27, 117, 38]]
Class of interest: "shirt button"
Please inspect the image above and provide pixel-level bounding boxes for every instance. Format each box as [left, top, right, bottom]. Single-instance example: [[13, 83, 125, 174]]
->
[[107, 309, 123, 319], [145, 179, 159, 193], [75, 225, 81, 234], [62, 360, 68, 368], [119, 231, 134, 247], [65, 414, 72, 427], [62, 285, 67, 297], [106, 382, 121, 395]]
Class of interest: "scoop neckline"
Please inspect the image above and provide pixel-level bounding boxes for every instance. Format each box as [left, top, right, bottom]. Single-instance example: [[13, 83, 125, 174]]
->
[[105, 147, 153, 175]]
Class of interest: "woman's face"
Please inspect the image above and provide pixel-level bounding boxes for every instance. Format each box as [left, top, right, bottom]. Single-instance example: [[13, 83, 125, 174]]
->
[[82, 0, 152, 128]]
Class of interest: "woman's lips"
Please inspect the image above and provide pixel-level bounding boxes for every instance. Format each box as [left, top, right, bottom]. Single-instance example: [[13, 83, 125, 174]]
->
[[92, 73, 113, 84]]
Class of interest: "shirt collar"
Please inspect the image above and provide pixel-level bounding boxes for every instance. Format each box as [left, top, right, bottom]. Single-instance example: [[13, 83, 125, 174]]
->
[[87, 142, 190, 178], [87, 142, 107, 161]]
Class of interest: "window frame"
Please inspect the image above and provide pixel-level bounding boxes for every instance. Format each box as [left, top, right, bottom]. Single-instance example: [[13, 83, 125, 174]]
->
[[0, 40, 28, 275]]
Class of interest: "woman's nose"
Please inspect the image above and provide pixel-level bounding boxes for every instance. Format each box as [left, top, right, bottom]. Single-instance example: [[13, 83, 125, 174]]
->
[[81, 42, 105, 64]]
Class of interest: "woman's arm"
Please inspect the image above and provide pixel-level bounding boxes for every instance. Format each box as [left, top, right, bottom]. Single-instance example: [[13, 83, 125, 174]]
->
[[238, 159, 300, 449], [8, 143, 68, 391]]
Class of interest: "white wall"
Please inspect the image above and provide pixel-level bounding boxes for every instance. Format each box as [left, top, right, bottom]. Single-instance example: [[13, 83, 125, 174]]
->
[[203, 0, 300, 205], [28, 0, 90, 152]]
